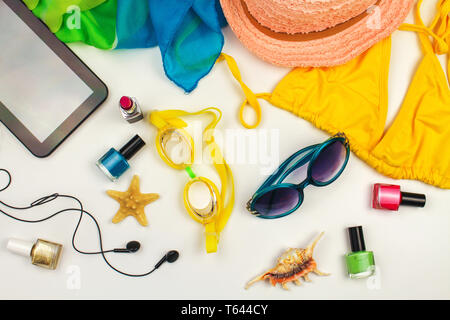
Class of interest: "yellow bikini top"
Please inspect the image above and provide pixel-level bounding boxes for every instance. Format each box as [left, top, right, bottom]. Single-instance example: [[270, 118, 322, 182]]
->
[[222, 0, 450, 189]]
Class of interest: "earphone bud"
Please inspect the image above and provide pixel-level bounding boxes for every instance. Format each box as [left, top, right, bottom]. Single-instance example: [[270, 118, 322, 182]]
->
[[126, 241, 141, 252], [166, 250, 179, 263], [113, 241, 141, 253], [154, 250, 180, 269], [96, 243, 178, 277], [111, 247, 179, 276]]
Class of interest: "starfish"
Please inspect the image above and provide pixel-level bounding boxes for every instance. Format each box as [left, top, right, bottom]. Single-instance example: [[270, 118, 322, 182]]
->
[[106, 175, 159, 226]]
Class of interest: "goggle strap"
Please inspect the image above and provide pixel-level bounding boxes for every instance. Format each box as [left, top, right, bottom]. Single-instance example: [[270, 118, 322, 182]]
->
[[150, 110, 189, 129], [218, 53, 272, 129], [213, 160, 235, 234], [205, 222, 218, 253], [185, 166, 196, 179], [150, 107, 235, 252]]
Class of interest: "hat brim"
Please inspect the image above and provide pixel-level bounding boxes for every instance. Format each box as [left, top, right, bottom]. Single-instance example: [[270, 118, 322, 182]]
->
[[220, 0, 414, 67]]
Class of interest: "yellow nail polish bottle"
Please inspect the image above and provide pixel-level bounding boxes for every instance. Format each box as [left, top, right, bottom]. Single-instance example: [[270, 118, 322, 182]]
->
[[7, 238, 63, 270]]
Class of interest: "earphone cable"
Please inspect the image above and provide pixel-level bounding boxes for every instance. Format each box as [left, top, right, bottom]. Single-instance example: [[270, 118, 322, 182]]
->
[[0, 168, 157, 277]]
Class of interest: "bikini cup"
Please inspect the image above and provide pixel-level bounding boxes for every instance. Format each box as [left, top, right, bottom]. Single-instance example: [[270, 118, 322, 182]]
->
[[223, 0, 450, 189]]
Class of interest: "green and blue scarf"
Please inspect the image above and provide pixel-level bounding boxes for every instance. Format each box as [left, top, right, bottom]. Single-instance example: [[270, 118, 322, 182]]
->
[[23, 0, 227, 92]]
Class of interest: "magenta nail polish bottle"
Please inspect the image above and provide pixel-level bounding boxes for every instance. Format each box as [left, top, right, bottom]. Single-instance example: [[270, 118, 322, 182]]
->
[[372, 183, 426, 211]]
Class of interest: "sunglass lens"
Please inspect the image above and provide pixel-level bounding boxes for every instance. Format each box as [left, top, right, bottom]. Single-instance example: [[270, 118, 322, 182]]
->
[[252, 187, 300, 217], [310, 140, 347, 184]]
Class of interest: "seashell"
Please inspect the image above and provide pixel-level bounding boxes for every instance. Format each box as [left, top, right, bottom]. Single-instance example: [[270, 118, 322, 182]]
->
[[245, 232, 329, 290]]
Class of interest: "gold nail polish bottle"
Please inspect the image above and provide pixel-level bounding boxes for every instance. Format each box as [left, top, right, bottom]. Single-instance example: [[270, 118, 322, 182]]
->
[[7, 238, 63, 270]]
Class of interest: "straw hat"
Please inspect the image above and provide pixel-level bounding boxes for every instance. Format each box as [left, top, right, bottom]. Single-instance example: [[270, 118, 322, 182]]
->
[[220, 0, 414, 67]]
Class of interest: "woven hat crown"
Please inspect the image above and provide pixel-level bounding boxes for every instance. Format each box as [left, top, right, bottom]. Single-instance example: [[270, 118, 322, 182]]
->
[[244, 0, 378, 34]]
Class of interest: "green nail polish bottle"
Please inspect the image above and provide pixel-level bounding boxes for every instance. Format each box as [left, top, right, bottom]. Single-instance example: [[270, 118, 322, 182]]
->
[[346, 226, 375, 279]]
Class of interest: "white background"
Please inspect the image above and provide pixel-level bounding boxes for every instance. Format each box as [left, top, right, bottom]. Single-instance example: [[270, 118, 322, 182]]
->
[[0, 0, 449, 300]]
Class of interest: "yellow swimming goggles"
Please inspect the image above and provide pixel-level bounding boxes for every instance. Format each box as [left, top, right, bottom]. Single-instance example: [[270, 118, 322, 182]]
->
[[149, 107, 235, 253]]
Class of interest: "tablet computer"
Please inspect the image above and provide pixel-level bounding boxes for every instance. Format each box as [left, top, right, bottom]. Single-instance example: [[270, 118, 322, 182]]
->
[[0, 0, 108, 157]]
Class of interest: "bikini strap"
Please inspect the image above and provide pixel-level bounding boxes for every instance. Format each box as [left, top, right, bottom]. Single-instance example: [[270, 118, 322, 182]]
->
[[430, 0, 450, 55], [217, 53, 271, 129], [399, 0, 449, 55]]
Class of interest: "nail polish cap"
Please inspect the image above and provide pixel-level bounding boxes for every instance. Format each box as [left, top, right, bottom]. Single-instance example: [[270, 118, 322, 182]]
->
[[401, 191, 426, 208], [348, 226, 366, 252], [7, 238, 33, 257], [119, 135, 146, 160]]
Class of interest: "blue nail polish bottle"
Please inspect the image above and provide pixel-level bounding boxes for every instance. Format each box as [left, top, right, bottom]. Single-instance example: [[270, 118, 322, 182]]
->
[[96, 135, 145, 181]]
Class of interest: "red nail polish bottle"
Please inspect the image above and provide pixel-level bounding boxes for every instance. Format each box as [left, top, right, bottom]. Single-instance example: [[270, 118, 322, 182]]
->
[[372, 183, 426, 211]]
